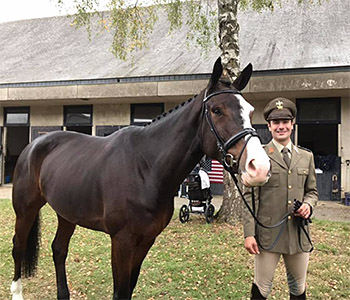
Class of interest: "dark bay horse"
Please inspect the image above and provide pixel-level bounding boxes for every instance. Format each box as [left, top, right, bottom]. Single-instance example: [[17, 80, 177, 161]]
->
[[11, 58, 270, 300]]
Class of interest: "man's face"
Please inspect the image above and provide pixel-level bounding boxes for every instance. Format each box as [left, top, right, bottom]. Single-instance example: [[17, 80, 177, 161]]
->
[[268, 119, 293, 144]]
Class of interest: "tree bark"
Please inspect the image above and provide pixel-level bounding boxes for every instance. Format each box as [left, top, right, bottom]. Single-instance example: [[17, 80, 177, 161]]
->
[[218, 0, 240, 80], [216, 171, 243, 223], [216, 0, 242, 224]]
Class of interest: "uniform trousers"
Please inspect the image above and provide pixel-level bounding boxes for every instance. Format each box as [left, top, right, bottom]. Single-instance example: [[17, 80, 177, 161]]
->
[[254, 250, 309, 297]]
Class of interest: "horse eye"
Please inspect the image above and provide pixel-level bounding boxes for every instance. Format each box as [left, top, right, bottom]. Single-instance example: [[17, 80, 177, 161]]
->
[[212, 107, 222, 116]]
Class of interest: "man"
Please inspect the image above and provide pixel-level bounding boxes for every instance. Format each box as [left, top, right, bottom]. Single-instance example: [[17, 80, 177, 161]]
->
[[242, 97, 318, 299]]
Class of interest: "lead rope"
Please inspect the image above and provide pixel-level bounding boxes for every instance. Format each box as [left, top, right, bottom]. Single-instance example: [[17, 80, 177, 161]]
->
[[226, 168, 290, 229], [252, 186, 288, 251]]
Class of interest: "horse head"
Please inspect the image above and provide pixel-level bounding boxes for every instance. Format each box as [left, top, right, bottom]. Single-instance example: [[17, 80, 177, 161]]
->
[[200, 57, 270, 187]]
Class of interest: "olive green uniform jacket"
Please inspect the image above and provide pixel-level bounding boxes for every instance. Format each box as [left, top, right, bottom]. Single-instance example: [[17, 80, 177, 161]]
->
[[242, 141, 318, 254]]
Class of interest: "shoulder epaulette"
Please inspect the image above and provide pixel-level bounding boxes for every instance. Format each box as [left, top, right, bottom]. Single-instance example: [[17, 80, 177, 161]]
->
[[297, 145, 311, 152]]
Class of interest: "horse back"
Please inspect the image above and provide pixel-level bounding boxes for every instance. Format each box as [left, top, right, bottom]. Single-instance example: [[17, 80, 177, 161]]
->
[[13, 128, 173, 235]]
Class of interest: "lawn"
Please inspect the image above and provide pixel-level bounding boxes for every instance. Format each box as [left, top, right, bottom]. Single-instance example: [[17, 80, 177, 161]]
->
[[0, 198, 349, 299]]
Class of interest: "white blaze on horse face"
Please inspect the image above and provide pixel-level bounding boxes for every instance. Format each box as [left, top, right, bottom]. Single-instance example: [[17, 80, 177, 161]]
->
[[238, 95, 270, 186], [11, 279, 24, 300]]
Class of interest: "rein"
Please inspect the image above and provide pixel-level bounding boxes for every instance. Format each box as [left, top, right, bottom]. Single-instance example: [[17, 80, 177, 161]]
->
[[202, 89, 313, 253]]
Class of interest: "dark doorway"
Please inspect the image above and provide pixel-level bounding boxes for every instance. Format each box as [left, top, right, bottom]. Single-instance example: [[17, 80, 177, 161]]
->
[[4, 107, 30, 184], [5, 126, 30, 183], [297, 124, 337, 156], [297, 97, 340, 201]]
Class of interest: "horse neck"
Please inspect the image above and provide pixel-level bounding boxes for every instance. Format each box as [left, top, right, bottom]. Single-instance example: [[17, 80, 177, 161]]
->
[[143, 95, 205, 188]]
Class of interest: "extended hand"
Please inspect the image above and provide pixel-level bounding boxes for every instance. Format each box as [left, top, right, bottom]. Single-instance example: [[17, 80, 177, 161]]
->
[[244, 236, 260, 255]]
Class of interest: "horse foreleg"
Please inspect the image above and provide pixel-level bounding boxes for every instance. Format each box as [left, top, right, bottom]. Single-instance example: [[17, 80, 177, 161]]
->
[[52, 215, 76, 300], [129, 238, 156, 293], [111, 235, 135, 300]]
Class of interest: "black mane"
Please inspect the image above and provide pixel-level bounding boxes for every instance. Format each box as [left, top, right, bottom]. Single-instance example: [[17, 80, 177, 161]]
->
[[144, 96, 196, 126]]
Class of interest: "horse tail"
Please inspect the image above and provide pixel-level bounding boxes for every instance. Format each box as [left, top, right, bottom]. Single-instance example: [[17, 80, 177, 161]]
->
[[23, 212, 41, 277]]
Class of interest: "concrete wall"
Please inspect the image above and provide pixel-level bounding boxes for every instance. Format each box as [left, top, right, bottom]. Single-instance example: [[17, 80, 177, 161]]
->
[[94, 103, 130, 126], [31, 105, 63, 126]]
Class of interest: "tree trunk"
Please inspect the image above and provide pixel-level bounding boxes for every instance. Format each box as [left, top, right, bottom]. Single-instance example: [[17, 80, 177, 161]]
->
[[215, 0, 242, 224], [216, 171, 243, 223], [218, 0, 240, 80]]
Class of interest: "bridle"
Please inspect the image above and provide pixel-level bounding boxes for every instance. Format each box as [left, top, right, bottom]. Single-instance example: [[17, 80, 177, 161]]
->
[[203, 89, 259, 174]]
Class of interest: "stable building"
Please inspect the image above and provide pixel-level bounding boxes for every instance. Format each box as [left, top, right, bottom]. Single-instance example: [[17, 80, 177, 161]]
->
[[0, 0, 349, 200]]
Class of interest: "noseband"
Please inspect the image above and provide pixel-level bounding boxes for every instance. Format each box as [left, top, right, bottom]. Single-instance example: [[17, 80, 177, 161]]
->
[[203, 89, 259, 174]]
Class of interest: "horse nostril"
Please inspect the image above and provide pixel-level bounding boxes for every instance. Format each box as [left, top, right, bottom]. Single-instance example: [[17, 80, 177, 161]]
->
[[247, 159, 257, 173]]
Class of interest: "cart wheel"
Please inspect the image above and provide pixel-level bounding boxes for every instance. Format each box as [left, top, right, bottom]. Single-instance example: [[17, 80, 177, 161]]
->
[[205, 204, 215, 224], [179, 205, 190, 223]]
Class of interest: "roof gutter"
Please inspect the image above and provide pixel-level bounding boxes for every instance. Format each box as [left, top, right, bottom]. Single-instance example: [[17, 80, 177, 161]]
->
[[0, 65, 348, 88]]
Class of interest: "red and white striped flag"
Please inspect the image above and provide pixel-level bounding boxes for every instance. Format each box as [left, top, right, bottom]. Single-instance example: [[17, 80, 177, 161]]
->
[[208, 160, 224, 184]]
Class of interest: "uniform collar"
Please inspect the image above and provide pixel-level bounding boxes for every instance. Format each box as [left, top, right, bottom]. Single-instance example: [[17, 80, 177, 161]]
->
[[267, 139, 302, 170], [272, 139, 292, 154]]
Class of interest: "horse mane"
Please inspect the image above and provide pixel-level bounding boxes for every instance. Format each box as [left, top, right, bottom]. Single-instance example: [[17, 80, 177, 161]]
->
[[144, 95, 197, 127], [144, 77, 236, 127]]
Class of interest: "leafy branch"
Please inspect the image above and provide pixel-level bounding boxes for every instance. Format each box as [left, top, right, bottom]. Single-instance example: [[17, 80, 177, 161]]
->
[[57, 0, 328, 61]]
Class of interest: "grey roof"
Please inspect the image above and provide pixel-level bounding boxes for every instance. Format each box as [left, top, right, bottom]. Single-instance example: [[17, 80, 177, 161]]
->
[[239, 0, 350, 70], [0, 0, 349, 84]]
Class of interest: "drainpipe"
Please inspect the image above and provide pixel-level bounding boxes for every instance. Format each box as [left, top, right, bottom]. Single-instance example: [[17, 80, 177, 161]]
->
[[346, 160, 350, 192], [345, 160, 350, 205]]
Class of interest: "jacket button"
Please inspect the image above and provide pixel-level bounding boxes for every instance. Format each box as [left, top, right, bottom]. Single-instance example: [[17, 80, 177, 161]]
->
[[288, 185, 292, 189], [288, 200, 292, 205], [288, 170, 292, 175], [288, 216, 292, 220]]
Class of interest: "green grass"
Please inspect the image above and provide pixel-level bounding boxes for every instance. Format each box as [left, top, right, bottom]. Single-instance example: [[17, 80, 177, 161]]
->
[[1, 198, 349, 299]]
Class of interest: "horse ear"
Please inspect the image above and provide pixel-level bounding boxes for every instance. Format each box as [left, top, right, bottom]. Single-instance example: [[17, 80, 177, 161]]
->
[[208, 57, 223, 88], [232, 63, 253, 91]]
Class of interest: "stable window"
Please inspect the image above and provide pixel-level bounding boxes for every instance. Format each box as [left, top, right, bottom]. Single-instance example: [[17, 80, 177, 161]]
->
[[296, 98, 340, 124], [4, 107, 30, 126], [64, 105, 92, 126], [131, 103, 164, 126]]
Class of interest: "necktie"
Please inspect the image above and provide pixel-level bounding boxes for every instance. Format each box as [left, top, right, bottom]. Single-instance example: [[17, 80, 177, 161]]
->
[[282, 147, 290, 168]]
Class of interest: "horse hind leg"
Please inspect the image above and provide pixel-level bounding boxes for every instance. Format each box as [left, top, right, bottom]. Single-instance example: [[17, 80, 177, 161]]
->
[[52, 215, 76, 300], [11, 141, 50, 299], [11, 208, 43, 300]]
